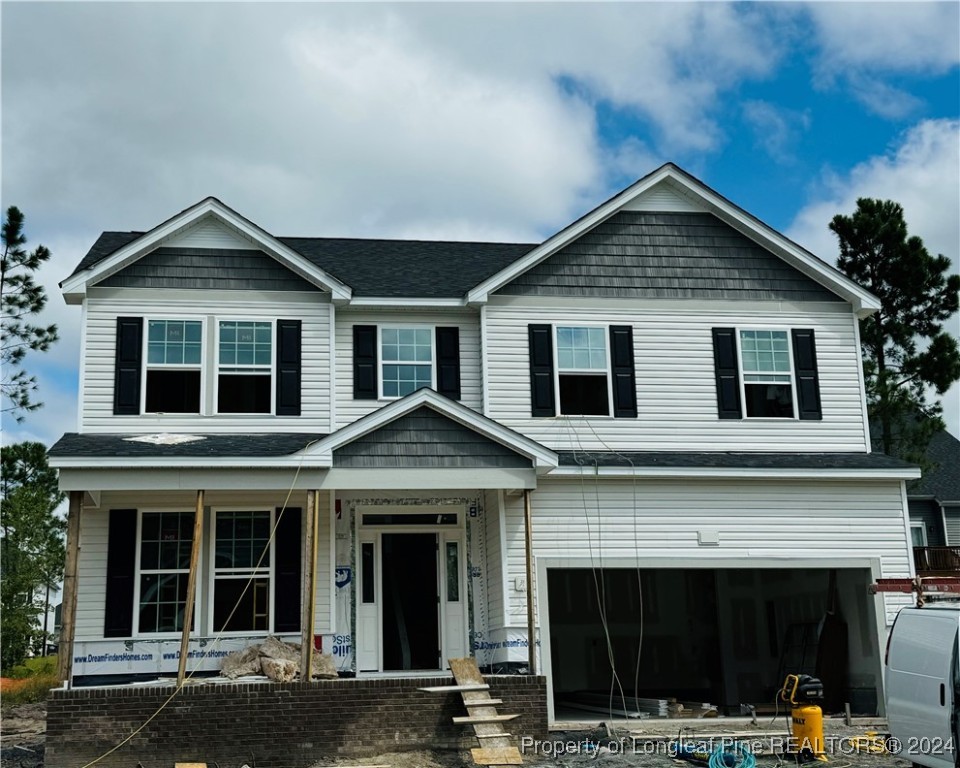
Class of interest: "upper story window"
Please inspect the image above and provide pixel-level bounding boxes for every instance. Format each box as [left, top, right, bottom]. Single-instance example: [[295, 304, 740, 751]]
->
[[354, 324, 461, 401], [114, 315, 301, 418], [380, 327, 434, 398], [527, 323, 636, 419], [738, 330, 795, 418], [136, 510, 194, 634], [556, 326, 610, 416], [712, 326, 821, 421], [217, 321, 273, 414], [144, 320, 202, 413]]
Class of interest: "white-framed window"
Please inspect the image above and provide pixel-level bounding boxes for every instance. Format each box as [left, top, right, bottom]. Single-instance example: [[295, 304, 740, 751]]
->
[[143, 319, 204, 413], [216, 320, 274, 414], [911, 522, 928, 548], [210, 509, 274, 633], [135, 510, 195, 635], [380, 326, 434, 398], [555, 325, 612, 416], [738, 329, 796, 418]]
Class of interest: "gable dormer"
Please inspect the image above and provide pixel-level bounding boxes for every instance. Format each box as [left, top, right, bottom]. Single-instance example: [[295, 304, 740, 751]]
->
[[61, 197, 351, 304]]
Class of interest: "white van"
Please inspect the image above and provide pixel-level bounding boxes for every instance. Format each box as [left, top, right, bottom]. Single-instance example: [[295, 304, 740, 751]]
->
[[886, 604, 959, 768]]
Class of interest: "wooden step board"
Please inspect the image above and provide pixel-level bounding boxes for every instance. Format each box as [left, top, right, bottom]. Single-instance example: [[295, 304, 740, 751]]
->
[[448, 657, 523, 767], [420, 658, 524, 766]]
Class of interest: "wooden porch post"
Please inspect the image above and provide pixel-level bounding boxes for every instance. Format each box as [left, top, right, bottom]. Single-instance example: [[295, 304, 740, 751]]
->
[[523, 489, 536, 675], [177, 490, 205, 687], [57, 491, 83, 685], [300, 490, 320, 678]]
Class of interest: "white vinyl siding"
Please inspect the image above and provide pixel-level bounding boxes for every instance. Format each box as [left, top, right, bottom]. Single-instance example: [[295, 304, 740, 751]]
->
[[335, 309, 482, 428], [164, 218, 258, 250], [485, 300, 868, 451], [501, 478, 912, 628], [81, 290, 330, 432], [946, 505, 960, 546], [73, 490, 333, 640]]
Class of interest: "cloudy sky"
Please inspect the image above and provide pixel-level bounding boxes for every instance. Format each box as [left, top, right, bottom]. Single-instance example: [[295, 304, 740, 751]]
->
[[2, 1, 958, 446]]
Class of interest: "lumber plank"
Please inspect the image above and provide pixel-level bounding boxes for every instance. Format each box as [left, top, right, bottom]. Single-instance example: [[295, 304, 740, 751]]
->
[[449, 657, 486, 685], [419, 683, 490, 693], [476, 733, 513, 739], [463, 698, 503, 706], [452, 714, 519, 724], [471, 747, 523, 766]]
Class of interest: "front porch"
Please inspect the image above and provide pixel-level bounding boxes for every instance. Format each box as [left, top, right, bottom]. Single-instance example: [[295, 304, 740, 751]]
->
[[44, 674, 548, 768]]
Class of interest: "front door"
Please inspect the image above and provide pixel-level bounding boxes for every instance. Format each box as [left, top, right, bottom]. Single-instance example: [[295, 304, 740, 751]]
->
[[381, 532, 440, 670], [354, 507, 468, 673]]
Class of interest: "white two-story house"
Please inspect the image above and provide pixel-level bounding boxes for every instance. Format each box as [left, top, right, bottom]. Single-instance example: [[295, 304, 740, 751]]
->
[[49, 163, 918, 718]]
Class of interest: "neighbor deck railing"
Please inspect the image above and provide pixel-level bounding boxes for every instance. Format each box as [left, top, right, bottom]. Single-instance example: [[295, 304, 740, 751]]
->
[[914, 546, 960, 575]]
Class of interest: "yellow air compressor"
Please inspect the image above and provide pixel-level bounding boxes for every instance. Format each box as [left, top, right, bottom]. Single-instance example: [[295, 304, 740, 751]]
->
[[779, 674, 827, 762]]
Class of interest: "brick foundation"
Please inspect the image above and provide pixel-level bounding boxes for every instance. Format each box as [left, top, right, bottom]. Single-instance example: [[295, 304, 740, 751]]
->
[[46, 675, 547, 768]]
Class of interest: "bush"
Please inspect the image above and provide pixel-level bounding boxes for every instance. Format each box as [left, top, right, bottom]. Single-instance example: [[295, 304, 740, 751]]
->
[[0, 673, 59, 705], [9, 655, 57, 679]]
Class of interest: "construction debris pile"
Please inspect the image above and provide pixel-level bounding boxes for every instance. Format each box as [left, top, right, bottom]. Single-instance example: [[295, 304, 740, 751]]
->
[[220, 636, 338, 682]]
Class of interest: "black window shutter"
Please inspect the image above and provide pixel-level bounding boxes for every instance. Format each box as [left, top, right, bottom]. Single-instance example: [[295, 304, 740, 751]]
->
[[609, 325, 637, 418], [353, 325, 378, 399], [273, 506, 302, 633], [435, 326, 461, 400], [113, 317, 143, 415], [792, 329, 823, 421], [276, 319, 302, 416], [104, 509, 138, 638], [712, 327, 742, 419], [528, 324, 556, 417]]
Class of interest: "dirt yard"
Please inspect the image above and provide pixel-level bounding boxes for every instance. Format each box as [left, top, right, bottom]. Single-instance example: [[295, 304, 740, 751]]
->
[[1, 703, 914, 768]]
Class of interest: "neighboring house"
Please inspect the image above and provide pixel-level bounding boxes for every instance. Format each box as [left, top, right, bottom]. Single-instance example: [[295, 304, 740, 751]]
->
[[49, 163, 919, 718], [909, 430, 960, 575]]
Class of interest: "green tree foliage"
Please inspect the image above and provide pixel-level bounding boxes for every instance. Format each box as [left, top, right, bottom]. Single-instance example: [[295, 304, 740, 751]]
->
[[1, 442, 65, 670], [831, 198, 960, 461], [1, 206, 59, 422]]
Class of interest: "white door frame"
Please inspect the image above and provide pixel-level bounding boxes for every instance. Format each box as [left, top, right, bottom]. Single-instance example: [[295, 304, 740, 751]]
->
[[354, 506, 468, 673]]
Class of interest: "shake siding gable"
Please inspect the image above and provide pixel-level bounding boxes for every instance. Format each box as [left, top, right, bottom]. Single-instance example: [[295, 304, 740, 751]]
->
[[81, 292, 331, 432], [484, 302, 868, 452], [97, 248, 319, 292], [495, 212, 842, 302]]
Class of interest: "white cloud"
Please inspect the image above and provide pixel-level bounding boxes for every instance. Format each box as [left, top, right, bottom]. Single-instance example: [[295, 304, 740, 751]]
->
[[806, 3, 960, 118], [742, 100, 812, 162], [807, 2, 960, 76], [786, 118, 960, 438]]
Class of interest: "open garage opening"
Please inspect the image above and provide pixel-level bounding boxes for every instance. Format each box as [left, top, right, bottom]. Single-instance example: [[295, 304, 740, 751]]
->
[[547, 566, 881, 720]]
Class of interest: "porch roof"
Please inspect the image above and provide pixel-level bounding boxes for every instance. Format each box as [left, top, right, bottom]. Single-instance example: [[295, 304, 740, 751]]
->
[[49, 432, 325, 458]]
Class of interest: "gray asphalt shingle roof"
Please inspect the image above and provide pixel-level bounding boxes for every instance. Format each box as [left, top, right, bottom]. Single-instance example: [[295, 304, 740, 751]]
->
[[49, 432, 917, 473], [912, 430, 960, 501], [70, 232, 535, 298], [48, 432, 325, 458], [557, 451, 917, 471]]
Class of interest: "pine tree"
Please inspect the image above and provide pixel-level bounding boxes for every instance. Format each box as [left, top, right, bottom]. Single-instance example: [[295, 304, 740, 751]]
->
[[0, 441, 65, 670], [1, 206, 59, 422], [830, 198, 960, 461]]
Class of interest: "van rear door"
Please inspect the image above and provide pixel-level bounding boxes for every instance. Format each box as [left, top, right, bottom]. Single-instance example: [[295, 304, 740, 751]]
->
[[887, 608, 958, 768]]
